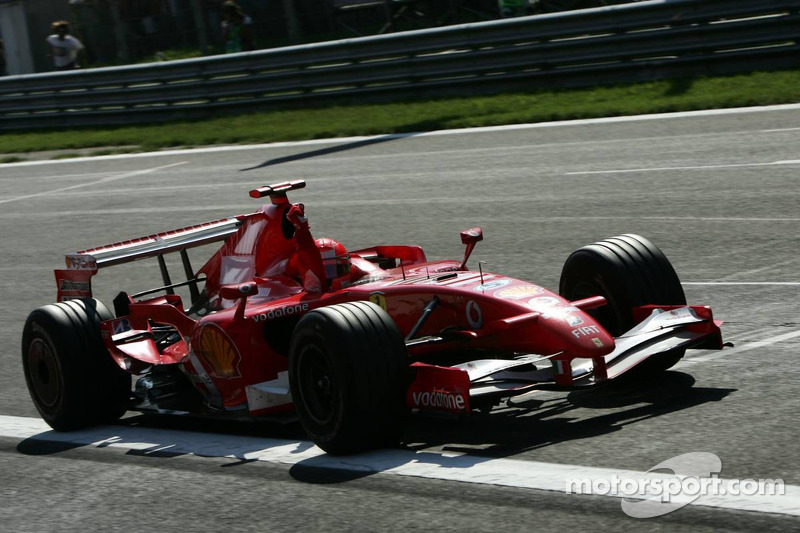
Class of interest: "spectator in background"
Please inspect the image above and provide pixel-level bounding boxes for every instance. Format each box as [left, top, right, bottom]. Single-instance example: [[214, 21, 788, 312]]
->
[[46, 21, 84, 71], [221, 1, 254, 53]]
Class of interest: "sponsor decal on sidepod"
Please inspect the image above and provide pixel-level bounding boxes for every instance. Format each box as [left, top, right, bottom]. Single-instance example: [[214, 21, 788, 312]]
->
[[252, 303, 309, 322]]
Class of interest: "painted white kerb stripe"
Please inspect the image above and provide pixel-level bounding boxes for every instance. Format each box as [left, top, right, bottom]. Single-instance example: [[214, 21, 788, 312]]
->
[[0, 414, 797, 517]]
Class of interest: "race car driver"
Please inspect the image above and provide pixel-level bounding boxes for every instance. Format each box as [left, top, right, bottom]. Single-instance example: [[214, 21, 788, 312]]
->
[[316, 238, 352, 281]]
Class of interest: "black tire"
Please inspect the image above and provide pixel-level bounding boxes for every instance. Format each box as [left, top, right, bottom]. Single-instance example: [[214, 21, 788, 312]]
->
[[21, 298, 131, 430], [288, 301, 410, 454], [559, 234, 687, 372]]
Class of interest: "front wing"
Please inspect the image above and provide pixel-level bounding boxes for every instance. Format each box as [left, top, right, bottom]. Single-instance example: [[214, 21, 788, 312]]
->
[[406, 305, 723, 414]]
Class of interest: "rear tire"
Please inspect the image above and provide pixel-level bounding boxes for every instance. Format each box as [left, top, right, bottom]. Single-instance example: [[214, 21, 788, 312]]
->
[[288, 301, 410, 454], [559, 234, 687, 373], [21, 298, 130, 430]]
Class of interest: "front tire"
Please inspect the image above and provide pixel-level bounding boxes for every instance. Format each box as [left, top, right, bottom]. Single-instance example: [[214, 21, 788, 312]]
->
[[21, 298, 130, 430], [559, 234, 687, 373], [288, 301, 410, 454]]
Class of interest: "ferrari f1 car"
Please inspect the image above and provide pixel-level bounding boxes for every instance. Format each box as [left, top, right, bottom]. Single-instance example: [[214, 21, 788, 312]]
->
[[22, 180, 723, 454]]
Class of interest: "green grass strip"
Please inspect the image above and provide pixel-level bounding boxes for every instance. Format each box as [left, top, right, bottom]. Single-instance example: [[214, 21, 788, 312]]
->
[[2, 70, 800, 156]]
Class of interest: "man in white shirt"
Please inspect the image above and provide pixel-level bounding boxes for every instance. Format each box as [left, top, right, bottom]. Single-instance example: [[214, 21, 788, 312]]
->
[[46, 21, 84, 71]]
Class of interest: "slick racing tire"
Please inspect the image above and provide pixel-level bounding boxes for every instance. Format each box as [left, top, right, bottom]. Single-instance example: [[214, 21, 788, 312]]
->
[[21, 298, 131, 430], [559, 234, 687, 373], [289, 301, 410, 455]]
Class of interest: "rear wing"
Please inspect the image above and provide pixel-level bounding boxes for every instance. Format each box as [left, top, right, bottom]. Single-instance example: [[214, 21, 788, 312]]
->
[[55, 217, 243, 303]]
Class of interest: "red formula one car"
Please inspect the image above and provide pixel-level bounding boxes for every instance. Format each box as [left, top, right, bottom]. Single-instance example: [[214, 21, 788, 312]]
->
[[22, 181, 723, 454]]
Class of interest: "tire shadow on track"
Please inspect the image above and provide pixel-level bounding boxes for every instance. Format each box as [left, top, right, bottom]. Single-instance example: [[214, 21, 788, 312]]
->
[[14, 414, 310, 459], [12, 372, 735, 486], [289, 371, 736, 485]]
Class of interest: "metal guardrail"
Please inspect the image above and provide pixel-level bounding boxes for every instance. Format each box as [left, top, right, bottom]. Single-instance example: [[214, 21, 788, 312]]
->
[[1, 0, 799, 131]]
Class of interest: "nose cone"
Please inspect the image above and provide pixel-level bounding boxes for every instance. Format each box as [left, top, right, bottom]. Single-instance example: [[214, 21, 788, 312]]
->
[[526, 297, 615, 357], [560, 319, 615, 357]]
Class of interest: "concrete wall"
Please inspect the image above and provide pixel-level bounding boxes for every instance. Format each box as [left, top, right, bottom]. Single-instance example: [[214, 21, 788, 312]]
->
[[0, 1, 33, 75]]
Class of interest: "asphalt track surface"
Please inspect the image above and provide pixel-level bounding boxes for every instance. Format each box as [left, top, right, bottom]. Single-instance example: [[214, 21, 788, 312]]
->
[[1, 105, 799, 531]]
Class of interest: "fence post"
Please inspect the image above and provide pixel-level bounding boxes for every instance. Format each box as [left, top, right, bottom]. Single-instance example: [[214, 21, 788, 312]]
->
[[282, 0, 301, 43], [109, 0, 129, 63], [191, 0, 210, 54]]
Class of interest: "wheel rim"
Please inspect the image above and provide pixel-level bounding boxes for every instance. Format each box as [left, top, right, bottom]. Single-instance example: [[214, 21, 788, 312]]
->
[[28, 337, 61, 409], [296, 345, 338, 425]]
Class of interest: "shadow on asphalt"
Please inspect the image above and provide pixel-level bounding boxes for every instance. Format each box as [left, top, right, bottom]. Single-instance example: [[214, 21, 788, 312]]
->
[[239, 133, 416, 171], [402, 371, 735, 459], [14, 371, 735, 486], [291, 371, 736, 484]]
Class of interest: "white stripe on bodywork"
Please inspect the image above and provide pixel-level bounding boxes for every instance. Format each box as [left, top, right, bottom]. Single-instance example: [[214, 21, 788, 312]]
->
[[182, 346, 223, 408], [246, 371, 293, 410]]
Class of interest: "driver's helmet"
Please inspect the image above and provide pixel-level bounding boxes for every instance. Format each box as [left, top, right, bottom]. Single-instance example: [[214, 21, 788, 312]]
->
[[315, 238, 351, 279]]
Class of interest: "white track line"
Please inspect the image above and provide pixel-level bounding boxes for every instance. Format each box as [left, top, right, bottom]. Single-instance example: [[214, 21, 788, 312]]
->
[[0, 170, 121, 182], [681, 329, 800, 366], [0, 162, 187, 205], [2, 103, 800, 168], [2, 200, 800, 221], [565, 160, 800, 175], [683, 282, 800, 286], [715, 326, 777, 346], [0, 414, 797, 517]]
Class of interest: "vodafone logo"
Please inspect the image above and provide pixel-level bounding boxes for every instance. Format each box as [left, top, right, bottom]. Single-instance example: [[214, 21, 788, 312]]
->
[[466, 300, 483, 329], [252, 303, 309, 322], [412, 390, 466, 411]]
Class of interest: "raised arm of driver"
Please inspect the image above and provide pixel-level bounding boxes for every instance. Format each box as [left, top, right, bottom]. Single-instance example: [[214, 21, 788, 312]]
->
[[287, 204, 327, 291]]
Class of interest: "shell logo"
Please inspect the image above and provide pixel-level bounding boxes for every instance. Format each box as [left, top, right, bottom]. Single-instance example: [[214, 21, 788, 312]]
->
[[495, 285, 545, 300], [197, 324, 242, 379]]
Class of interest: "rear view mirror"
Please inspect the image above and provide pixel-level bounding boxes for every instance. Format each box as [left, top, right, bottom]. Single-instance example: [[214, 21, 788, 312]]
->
[[460, 227, 483, 245], [219, 281, 258, 301], [459, 227, 483, 269]]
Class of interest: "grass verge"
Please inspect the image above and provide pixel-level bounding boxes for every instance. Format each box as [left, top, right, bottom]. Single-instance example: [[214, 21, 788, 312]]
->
[[2, 70, 799, 157]]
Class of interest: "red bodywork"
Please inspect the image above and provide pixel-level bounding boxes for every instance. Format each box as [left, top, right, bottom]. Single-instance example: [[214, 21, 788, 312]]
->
[[54, 181, 723, 420]]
